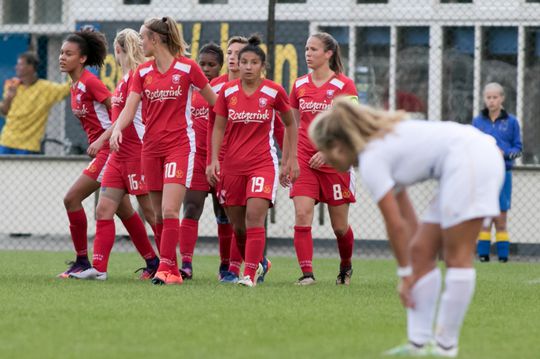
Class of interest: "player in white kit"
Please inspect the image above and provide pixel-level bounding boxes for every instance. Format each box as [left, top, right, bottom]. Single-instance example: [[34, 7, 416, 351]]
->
[[309, 98, 504, 357]]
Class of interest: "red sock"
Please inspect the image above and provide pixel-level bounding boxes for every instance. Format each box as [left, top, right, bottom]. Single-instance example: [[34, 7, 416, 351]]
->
[[157, 218, 180, 275], [218, 223, 233, 266], [228, 232, 243, 276], [337, 226, 354, 269], [243, 227, 265, 280], [179, 218, 199, 264], [67, 208, 88, 257], [294, 226, 313, 274], [92, 219, 115, 272], [122, 213, 156, 260], [151, 222, 163, 254]]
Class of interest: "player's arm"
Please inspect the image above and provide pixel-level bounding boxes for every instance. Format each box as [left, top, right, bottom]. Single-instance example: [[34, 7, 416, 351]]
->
[[279, 109, 299, 185], [506, 119, 523, 160], [200, 84, 217, 107], [377, 189, 411, 268], [395, 189, 418, 239], [110, 92, 141, 151], [207, 114, 226, 186]]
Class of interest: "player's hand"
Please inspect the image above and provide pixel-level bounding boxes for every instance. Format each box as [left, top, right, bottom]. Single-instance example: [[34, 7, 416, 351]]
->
[[206, 160, 220, 187], [309, 151, 326, 169], [398, 275, 415, 309], [109, 128, 122, 152], [279, 163, 290, 188], [87, 138, 103, 158]]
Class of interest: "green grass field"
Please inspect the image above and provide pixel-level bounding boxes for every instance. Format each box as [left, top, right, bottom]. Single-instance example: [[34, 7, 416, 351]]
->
[[0, 251, 539, 359]]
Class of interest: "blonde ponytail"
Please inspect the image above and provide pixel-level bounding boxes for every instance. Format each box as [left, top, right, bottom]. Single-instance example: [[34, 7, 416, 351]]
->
[[144, 16, 189, 57], [114, 28, 146, 72]]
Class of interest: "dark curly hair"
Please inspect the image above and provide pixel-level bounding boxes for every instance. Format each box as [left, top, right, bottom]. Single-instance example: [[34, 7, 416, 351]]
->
[[65, 29, 108, 68]]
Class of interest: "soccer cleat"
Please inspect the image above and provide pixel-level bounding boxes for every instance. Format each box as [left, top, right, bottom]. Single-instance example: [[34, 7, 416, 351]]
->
[[383, 342, 430, 356], [238, 275, 255, 287], [69, 267, 107, 281], [151, 271, 183, 285], [57, 259, 91, 279], [179, 267, 193, 280], [336, 268, 353, 285], [429, 343, 459, 358], [478, 255, 490, 262], [498, 257, 508, 263], [257, 257, 272, 284], [218, 263, 229, 281], [295, 274, 316, 286], [135, 258, 159, 280], [220, 272, 239, 284]]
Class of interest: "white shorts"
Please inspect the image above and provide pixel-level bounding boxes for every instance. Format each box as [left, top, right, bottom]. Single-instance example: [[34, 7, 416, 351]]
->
[[422, 137, 505, 229]]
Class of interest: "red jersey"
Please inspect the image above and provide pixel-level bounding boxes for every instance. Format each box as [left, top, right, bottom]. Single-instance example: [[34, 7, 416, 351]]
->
[[290, 73, 357, 173], [111, 71, 144, 161], [70, 69, 112, 146], [214, 78, 291, 175], [130, 56, 209, 157], [206, 74, 229, 164]]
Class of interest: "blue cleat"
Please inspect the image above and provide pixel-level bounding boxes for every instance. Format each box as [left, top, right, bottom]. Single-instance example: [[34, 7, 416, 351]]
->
[[220, 272, 239, 284], [257, 257, 272, 284]]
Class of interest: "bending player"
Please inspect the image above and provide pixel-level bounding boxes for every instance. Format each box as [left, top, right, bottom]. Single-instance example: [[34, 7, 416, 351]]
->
[[309, 98, 504, 357]]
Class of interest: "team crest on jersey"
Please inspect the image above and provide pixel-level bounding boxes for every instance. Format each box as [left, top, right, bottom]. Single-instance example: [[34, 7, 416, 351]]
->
[[326, 89, 335, 98], [342, 189, 351, 198], [172, 74, 181, 84], [263, 184, 272, 194], [176, 169, 184, 179], [144, 75, 153, 86], [230, 96, 238, 106], [298, 88, 306, 97], [259, 97, 268, 108]]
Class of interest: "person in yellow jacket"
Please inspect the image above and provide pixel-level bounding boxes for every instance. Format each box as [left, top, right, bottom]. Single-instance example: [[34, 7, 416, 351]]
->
[[0, 52, 69, 154]]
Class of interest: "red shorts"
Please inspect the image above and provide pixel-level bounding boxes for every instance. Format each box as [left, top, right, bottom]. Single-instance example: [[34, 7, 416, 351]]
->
[[290, 163, 356, 206], [101, 155, 147, 195], [189, 153, 210, 192], [142, 149, 195, 191], [83, 148, 109, 182], [218, 168, 277, 207]]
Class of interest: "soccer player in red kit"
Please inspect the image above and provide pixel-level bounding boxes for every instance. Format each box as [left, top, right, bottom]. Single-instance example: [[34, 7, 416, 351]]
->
[[57, 29, 141, 278], [289, 32, 359, 286], [110, 17, 216, 285], [70, 29, 160, 281], [178, 43, 227, 280], [207, 35, 299, 287]]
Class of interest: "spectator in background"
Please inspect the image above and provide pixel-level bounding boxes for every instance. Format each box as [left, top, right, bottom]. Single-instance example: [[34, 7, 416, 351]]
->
[[0, 52, 69, 155], [473, 82, 522, 263]]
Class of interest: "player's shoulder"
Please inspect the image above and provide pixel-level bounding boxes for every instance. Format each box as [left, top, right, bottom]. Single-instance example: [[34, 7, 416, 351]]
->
[[293, 74, 310, 90], [210, 74, 229, 93], [329, 73, 354, 90], [221, 79, 241, 97], [260, 79, 284, 98], [136, 60, 155, 77], [173, 56, 198, 74]]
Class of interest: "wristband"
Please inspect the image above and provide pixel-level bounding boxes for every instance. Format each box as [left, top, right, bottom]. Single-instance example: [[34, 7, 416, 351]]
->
[[397, 266, 412, 277]]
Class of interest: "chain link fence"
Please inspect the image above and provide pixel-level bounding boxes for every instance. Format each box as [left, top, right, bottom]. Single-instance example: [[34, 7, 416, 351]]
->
[[1, 0, 539, 261]]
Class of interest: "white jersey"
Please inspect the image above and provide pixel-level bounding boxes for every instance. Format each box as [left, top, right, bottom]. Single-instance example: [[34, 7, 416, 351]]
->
[[359, 119, 497, 202]]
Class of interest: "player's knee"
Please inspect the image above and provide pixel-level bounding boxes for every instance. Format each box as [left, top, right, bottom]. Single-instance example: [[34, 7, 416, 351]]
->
[[245, 211, 265, 228], [162, 206, 180, 219], [183, 202, 202, 220], [96, 202, 115, 220], [332, 224, 349, 238], [63, 192, 79, 210], [295, 208, 313, 226]]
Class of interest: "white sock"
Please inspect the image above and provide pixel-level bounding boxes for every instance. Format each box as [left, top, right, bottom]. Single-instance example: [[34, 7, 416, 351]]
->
[[435, 268, 476, 349], [407, 267, 442, 345]]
